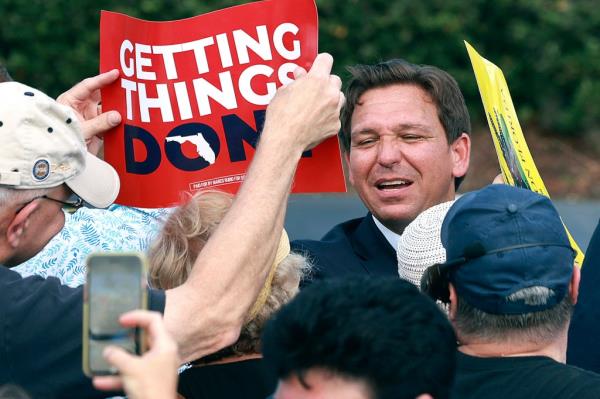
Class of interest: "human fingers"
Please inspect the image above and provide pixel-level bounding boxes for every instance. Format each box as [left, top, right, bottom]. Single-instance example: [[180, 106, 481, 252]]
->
[[307, 53, 334, 78], [57, 69, 119, 104], [119, 310, 175, 350], [492, 173, 505, 184], [329, 74, 342, 90], [86, 136, 104, 157], [92, 375, 124, 391], [293, 66, 308, 80], [81, 111, 122, 140], [103, 345, 139, 375], [119, 310, 163, 330]]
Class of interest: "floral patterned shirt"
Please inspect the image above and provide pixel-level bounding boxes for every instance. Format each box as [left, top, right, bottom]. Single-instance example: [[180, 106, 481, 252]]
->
[[13, 205, 170, 287]]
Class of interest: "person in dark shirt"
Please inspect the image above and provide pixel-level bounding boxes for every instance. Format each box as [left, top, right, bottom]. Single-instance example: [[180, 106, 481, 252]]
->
[[293, 59, 471, 282], [419, 184, 600, 399]]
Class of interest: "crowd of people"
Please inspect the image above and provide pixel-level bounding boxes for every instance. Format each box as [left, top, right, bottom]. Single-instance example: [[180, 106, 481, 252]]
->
[[0, 47, 599, 399]]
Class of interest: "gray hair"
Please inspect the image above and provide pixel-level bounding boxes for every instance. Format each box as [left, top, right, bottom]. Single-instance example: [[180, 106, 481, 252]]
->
[[454, 286, 573, 345], [0, 187, 51, 208]]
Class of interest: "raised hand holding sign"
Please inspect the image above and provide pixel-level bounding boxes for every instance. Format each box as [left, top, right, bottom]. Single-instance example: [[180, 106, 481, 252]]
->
[[100, 0, 345, 207]]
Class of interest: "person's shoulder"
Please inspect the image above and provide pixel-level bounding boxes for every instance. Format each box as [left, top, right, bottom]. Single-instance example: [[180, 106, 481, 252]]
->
[[552, 365, 600, 398], [292, 216, 375, 285], [68, 205, 170, 244], [322, 215, 370, 239], [0, 265, 81, 296], [533, 358, 600, 397], [72, 204, 171, 222], [453, 355, 600, 399], [0, 266, 82, 325], [292, 215, 368, 248], [291, 216, 366, 260], [561, 362, 600, 383]]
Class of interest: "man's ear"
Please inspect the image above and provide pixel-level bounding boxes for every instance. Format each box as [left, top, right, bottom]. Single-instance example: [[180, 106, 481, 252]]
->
[[451, 133, 471, 180], [569, 263, 581, 305], [6, 201, 39, 248], [448, 283, 458, 321]]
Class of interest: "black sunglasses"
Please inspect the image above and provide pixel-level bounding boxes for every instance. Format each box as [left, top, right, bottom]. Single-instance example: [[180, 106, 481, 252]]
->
[[41, 195, 84, 209], [15, 194, 83, 215]]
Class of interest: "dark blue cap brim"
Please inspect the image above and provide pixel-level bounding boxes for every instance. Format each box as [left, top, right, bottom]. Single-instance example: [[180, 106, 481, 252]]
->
[[450, 244, 574, 315]]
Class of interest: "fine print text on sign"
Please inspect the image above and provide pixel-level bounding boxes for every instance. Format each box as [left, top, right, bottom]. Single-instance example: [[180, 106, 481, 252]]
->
[[100, 0, 346, 208]]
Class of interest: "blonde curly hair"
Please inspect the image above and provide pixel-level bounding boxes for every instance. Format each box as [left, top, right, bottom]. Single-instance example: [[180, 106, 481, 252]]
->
[[149, 191, 233, 289], [148, 190, 310, 361]]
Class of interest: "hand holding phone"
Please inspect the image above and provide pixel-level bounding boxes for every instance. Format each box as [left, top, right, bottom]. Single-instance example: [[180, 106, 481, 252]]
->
[[92, 310, 180, 399], [83, 252, 149, 376]]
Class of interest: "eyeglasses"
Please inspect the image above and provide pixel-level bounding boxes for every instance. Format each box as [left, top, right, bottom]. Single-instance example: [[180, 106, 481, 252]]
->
[[15, 194, 84, 215], [41, 195, 84, 209]]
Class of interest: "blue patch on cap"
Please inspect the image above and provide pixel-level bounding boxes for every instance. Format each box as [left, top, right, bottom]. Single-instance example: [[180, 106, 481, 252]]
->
[[32, 159, 50, 181]]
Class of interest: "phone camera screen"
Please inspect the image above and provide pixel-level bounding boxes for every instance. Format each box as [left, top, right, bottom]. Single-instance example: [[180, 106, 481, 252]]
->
[[88, 255, 144, 374]]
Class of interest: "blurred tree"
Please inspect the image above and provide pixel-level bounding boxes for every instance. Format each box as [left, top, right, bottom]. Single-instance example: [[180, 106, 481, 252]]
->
[[1, 0, 598, 138]]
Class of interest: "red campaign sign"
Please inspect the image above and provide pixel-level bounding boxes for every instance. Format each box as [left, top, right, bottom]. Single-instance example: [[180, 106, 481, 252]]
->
[[100, 0, 346, 208]]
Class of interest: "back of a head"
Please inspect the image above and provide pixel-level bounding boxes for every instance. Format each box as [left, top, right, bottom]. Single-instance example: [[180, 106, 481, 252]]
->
[[149, 190, 310, 361], [262, 277, 457, 399], [441, 185, 576, 344], [149, 190, 234, 289]]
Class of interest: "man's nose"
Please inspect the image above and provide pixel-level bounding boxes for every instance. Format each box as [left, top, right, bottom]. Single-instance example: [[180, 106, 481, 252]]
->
[[376, 137, 402, 167]]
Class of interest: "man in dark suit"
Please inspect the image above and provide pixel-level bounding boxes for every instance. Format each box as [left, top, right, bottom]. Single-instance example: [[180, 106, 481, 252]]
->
[[567, 219, 600, 372], [293, 59, 472, 281]]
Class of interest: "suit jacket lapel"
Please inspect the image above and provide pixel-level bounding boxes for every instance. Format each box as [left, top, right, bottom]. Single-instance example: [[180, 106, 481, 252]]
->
[[349, 214, 398, 276]]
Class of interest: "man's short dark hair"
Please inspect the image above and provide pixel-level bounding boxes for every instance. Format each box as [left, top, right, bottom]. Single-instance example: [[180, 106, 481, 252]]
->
[[340, 59, 471, 189], [262, 277, 457, 399], [0, 64, 13, 83]]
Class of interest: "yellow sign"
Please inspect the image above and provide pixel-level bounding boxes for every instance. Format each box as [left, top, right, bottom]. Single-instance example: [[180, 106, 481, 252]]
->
[[465, 41, 584, 266]]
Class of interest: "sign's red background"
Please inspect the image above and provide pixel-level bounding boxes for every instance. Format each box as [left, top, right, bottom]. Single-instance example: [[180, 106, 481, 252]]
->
[[100, 0, 346, 208]]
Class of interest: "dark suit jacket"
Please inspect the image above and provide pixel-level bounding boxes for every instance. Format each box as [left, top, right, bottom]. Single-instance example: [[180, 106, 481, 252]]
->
[[567, 218, 600, 372], [292, 214, 398, 285]]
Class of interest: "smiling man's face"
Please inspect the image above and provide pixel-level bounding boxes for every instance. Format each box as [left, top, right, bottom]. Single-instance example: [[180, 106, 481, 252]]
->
[[347, 84, 469, 233]]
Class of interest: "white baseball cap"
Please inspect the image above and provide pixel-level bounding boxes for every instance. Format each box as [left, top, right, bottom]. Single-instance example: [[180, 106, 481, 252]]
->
[[0, 81, 120, 208]]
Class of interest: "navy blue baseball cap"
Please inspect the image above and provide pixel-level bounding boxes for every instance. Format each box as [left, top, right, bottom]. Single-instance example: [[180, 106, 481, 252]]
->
[[441, 184, 576, 315]]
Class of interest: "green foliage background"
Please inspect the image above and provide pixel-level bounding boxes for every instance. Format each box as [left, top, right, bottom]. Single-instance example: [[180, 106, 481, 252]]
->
[[1, 0, 599, 138]]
